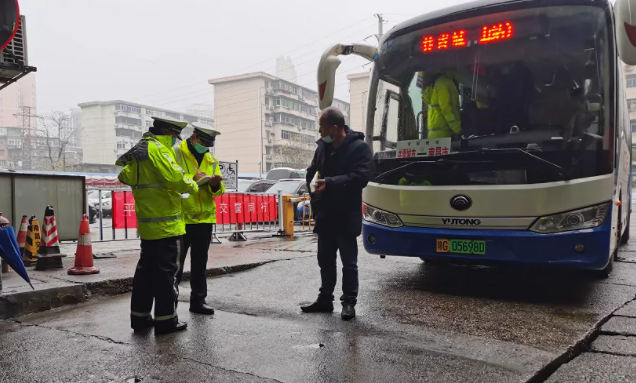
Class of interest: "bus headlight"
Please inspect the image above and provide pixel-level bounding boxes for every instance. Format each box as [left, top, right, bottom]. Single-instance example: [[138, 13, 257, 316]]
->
[[529, 202, 611, 233], [363, 203, 403, 228]]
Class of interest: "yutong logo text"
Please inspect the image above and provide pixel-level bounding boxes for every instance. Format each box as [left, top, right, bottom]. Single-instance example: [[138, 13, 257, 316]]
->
[[442, 218, 482, 226]]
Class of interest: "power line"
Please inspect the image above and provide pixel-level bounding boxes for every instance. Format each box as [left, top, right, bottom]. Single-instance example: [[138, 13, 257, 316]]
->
[[129, 16, 375, 102]]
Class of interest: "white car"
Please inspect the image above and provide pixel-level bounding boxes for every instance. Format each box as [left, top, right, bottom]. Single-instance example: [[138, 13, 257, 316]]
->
[[87, 190, 112, 216]]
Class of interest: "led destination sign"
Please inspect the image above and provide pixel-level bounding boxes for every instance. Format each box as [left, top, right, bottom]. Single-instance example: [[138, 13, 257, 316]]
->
[[422, 22, 514, 53]]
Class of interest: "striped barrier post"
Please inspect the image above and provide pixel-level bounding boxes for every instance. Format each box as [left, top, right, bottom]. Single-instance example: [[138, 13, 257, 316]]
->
[[23, 216, 40, 266], [35, 205, 67, 271]]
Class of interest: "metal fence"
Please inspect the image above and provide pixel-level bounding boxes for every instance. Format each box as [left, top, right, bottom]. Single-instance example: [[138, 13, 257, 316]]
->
[[86, 188, 315, 243]]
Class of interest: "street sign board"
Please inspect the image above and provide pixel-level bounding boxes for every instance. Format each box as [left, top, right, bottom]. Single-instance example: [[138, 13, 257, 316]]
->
[[218, 161, 238, 190]]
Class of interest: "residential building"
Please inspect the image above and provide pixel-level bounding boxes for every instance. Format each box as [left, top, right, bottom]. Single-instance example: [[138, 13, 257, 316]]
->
[[0, 73, 37, 169], [347, 72, 371, 133], [276, 56, 297, 84], [70, 107, 83, 147], [625, 64, 636, 146], [208, 72, 350, 174], [186, 103, 214, 120], [77, 100, 214, 173]]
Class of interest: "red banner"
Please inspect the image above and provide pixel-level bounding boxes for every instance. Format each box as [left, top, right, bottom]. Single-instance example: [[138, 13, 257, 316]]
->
[[111, 192, 276, 228], [213, 193, 277, 224], [112, 191, 138, 229]]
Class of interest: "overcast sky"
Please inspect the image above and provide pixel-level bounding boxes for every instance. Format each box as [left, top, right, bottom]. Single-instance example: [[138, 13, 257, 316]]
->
[[20, 0, 470, 114]]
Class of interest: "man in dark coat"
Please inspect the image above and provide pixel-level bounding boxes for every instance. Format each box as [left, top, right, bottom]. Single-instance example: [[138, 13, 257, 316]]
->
[[301, 107, 373, 321]]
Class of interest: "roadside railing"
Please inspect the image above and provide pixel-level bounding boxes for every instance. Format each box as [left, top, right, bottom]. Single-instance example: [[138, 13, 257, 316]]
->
[[85, 187, 315, 243]]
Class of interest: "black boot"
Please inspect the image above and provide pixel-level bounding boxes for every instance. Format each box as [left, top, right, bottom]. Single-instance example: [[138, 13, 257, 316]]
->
[[301, 300, 334, 313], [341, 303, 356, 321], [131, 317, 154, 333], [155, 321, 188, 335], [190, 302, 215, 315]]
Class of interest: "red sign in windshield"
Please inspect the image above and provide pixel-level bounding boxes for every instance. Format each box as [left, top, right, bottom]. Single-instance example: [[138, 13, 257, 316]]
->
[[422, 22, 514, 53]]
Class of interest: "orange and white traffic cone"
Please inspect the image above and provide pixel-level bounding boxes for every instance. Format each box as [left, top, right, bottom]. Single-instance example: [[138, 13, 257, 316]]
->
[[35, 205, 66, 271], [16, 215, 28, 254], [68, 214, 99, 275]]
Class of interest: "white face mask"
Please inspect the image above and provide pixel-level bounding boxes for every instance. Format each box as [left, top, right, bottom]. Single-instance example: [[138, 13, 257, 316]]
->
[[322, 136, 333, 144]]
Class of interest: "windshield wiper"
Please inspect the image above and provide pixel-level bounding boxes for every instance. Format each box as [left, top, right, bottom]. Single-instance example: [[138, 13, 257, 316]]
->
[[373, 151, 492, 184], [373, 148, 566, 184], [484, 148, 566, 180]]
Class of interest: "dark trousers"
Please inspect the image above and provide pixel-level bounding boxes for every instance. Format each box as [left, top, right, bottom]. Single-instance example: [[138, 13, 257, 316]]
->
[[130, 235, 184, 330], [176, 223, 212, 305], [317, 233, 359, 305]]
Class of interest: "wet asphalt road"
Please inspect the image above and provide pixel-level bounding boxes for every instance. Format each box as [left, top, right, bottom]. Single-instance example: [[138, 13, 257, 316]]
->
[[2, 238, 636, 382]]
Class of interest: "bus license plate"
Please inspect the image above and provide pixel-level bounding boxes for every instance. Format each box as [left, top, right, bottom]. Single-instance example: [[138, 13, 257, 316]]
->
[[436, 239, 486, 255]]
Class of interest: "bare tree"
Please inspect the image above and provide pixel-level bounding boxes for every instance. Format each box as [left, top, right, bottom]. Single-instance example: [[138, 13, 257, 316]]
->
[[36, 111, 80, 171], [271, 136, 315, 170]]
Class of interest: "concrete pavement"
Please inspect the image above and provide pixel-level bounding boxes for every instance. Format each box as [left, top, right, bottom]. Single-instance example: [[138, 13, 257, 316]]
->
[[0, 233, 316, 319], [1, 232, 636, 381]]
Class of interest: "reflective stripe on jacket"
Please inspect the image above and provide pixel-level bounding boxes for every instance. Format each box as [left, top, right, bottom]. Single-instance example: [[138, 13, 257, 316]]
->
[[116, 133, 199, 240], [174, 140, 225, 224], [422, 74, 462, 138]]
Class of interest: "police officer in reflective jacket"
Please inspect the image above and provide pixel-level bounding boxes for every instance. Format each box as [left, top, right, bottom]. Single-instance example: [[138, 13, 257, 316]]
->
[[116, 117, 201, 335], [174, 122, 225, 315]]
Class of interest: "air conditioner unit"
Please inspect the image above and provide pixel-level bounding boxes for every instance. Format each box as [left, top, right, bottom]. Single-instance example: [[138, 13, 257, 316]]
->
[[0, 15, 28, 66], [267, 138, 272, 143], [265, 122, 272, 127]]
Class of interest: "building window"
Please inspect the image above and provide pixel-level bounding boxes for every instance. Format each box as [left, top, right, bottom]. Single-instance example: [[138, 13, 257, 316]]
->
[[631, 120, 636, 132], [116, 116, 142, 126], [629, 99, 636, 113], [116, 104, 141, 113], [164, 112, 181, 120], [116, 128, 136, 137], [146, 108, 155, 116], [145, 120, 152, 128], [628, 75, 636, 88], [0, 149, 4, 156], [281, 130, 316, 144]]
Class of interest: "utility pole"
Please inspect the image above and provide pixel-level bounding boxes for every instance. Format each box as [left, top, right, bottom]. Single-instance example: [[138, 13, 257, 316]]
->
[[14, 106, 37, 170], [374, 14, 385, 42]]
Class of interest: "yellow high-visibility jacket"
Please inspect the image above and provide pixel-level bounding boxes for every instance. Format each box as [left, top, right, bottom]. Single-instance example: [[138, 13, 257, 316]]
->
[[174, 140, 226, 224], [422, 74, 462, 138], [116, 133, 199, 240]]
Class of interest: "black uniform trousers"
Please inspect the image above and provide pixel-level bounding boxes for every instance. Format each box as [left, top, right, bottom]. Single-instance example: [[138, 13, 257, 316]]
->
[[176, 223, 213, 305], [316, 233, 359, 305], [130, 235, 184, 330]]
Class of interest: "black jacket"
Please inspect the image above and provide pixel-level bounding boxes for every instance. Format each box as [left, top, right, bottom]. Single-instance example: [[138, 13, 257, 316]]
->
[[306, 127, 373, 236]]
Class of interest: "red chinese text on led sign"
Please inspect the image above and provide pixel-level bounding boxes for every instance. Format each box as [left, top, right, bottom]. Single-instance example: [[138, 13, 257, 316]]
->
[[421, 22, 514, 53]]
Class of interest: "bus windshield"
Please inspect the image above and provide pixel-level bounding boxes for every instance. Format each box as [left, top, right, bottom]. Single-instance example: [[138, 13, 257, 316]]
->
[[369, 5, 613, 186]]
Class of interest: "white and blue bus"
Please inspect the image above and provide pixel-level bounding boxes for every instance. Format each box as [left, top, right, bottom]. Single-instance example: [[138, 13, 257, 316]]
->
[[317, 0, 636, 276]]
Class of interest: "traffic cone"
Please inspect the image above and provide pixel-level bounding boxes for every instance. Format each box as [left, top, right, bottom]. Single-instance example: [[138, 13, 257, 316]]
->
[[16, 215, 28, 253], [68, 214, 99, 275], [35, 205, 66, 271], [23, 216, 40, 266]]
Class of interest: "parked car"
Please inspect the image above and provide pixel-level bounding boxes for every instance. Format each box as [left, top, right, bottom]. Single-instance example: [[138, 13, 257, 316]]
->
[[237, 179, 257, 192], [266, 168, 306, 181], [88, 203, 98, 224], [266, 179, 310, 219], [87, 190, 112, 217], [245, 179, 277, 193]]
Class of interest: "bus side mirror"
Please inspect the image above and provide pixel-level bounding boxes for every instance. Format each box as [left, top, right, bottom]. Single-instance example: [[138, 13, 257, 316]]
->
[[615, 0, 636, 65]]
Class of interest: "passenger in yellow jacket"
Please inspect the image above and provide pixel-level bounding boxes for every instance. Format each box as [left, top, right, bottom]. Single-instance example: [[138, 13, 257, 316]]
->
[[422, 71, 462, 139], [173, 122, 225, 315], [116, 117, 200, 335]]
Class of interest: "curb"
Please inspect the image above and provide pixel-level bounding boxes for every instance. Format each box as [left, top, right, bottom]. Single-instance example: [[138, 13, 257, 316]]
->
[[0, 261, 269, 320]]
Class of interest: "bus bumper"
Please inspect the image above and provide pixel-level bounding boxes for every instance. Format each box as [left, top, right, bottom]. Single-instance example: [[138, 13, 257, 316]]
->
[[362, 218, 613, 270]]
